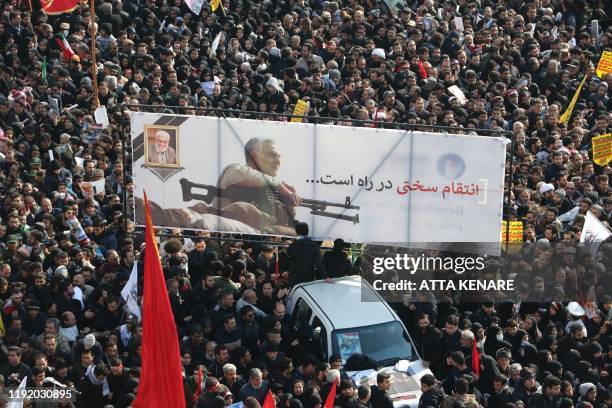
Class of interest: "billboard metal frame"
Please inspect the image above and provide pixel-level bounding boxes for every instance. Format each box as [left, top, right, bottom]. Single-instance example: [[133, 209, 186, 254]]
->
[[120, 104, 515, 252]]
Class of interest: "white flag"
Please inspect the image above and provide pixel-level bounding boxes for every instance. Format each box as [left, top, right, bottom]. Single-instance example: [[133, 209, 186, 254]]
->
[[7, 376, 27, 408], [121, 263, 141, 321], [185, 0, 204, 15], [453, 16, 464, 33], [72, 285, 84, 309], [94, 105, 110, 127], [580, 211, 611, 258], [210, 31, 223, 57]]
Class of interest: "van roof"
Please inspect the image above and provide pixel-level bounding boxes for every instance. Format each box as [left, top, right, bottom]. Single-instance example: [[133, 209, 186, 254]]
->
[[295, 276, 398, 330]]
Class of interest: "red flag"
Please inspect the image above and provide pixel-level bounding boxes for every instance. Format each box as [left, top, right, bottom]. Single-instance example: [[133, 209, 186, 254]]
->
[[41, 0, 79, 14], [275, 248, 279, 275], [324, 381, 337, 408], [471, 341, 480, 376], [417, 61, 428, 80], [132, 191, 186, 408], [262, 390, 275, 408], [192, 368, 204, 404]]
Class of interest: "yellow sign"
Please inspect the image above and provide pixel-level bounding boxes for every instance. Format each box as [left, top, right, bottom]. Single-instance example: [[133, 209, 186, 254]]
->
[[592, 133, 612, 166], [291, 100, 309, 123], [501, 221, 523, 243], [596, 51, 612, 79]]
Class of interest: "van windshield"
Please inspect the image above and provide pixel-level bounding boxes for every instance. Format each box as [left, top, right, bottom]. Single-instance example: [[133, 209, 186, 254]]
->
[[332, 321, 416, 366]]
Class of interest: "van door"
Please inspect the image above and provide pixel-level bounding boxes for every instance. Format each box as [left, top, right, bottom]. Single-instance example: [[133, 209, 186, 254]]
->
[[310, 315, 330, 361], [291, 297, 313, 330]]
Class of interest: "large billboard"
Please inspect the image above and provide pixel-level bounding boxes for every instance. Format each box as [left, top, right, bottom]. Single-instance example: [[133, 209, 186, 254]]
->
[[130, 112, 507, 245]]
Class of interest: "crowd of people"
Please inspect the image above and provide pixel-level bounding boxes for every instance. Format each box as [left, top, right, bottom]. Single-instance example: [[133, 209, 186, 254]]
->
[[0, 0, 610, 406]]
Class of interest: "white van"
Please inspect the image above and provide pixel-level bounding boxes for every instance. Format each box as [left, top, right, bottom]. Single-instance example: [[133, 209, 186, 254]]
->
[[286, 276, 433, 407]]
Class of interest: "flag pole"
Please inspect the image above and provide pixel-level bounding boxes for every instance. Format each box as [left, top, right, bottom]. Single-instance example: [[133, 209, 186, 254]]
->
[[90, 0, 100, 108]]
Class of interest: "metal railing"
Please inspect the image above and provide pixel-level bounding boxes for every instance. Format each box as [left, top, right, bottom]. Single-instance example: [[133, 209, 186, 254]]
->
[[120, 103, 514, 138]]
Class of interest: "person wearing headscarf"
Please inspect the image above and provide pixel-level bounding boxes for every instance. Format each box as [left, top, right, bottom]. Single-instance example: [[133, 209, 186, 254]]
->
[[558, 325, 587, 367], [528, 375, 562, 408], [583, 342, 604, 371], [511, 369, 537, 406], [535, 350, 553, 371], [584, 310, 605, 338], [476, 354, 500, 396], [577, 382, 597, 406], [517, 343, 538, 368], [546, 361, 563, 380], [563, 350, 582, 375], [538, 335, 558, 354], [575, 361, 592, 383]]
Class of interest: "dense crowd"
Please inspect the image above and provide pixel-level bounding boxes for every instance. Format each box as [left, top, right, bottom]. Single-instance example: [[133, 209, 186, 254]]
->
[[0, 0, 610, 406]]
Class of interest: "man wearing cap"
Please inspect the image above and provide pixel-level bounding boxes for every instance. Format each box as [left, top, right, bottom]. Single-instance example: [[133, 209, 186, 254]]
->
[[563, 302, 588, 337], [539, 183, 555, 206], [4, 234, 22, 258], [495, 348, 512, 377], [23, 298, 45, 335], [73, 333, 103, 362]]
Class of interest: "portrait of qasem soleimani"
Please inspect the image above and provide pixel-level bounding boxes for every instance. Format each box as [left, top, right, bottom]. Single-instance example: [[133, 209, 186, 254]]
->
[[144, 125, 180, 167], [437, 153, 466, 180]]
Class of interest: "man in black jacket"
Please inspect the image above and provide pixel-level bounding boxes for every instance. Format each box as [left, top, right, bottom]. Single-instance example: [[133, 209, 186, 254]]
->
[[488, 374, 513, 407], [0, 346, 31, 382], [78, 363, 110, 408], [322, 238, 353, 278], [370, 372, 393, 408], [287, 222, 329, 287], [527, 375, 561, 408], [418, 374, 445, 408], [512, 369, 537, 406], [188, 238, 216, 284], [107, 358, 129, 405], [411, 314, 443, 370]]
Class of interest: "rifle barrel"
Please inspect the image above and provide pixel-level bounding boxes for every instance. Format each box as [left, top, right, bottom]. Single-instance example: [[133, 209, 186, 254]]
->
[[310, 210, 360, 224], [300, 198, 360, 210]]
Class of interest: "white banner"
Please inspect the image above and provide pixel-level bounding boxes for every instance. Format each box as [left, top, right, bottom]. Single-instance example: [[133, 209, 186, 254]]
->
[[580, 211, 611, 258], [130, 113, 506, 245]]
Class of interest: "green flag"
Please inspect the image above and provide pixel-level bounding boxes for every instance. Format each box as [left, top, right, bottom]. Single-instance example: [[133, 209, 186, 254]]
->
[[42, 57, 47, 82]]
